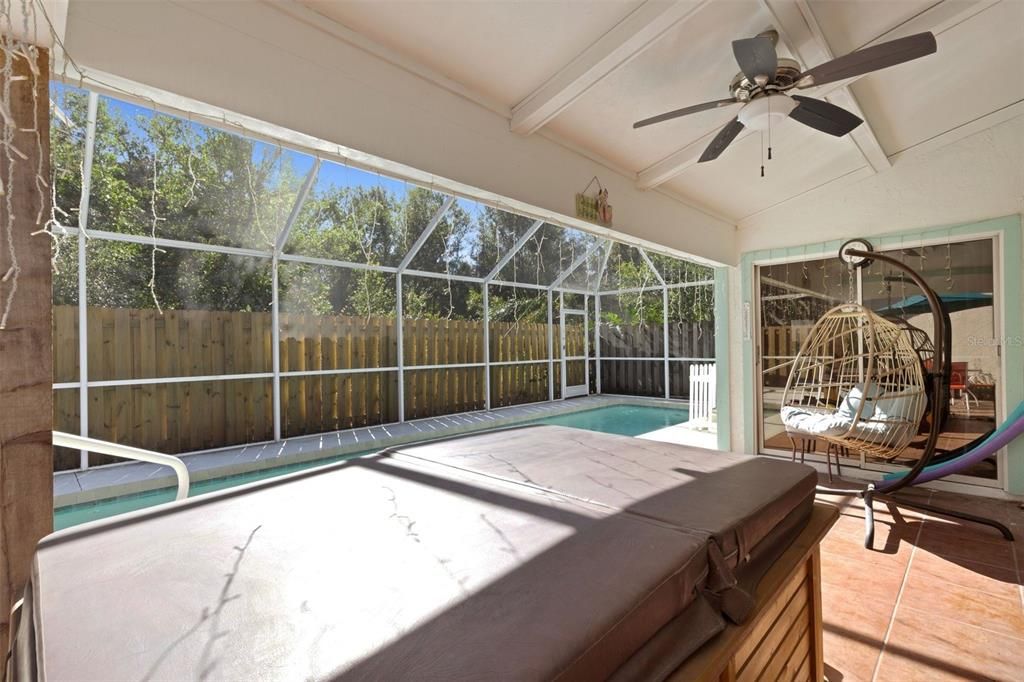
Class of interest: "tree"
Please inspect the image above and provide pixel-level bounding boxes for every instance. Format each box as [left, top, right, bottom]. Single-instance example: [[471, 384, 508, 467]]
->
[[48, 83, 714, 335]]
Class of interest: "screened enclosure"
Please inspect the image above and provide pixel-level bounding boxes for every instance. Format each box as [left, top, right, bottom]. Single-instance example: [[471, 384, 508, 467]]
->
[[49, 83, 716, 470]]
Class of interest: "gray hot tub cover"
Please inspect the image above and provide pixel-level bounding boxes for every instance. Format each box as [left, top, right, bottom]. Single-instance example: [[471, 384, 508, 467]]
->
[[10, 425, 816, 681]]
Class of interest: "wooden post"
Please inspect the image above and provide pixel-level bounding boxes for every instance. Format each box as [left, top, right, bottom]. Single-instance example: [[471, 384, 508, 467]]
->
[[0, 44, 51, 642]]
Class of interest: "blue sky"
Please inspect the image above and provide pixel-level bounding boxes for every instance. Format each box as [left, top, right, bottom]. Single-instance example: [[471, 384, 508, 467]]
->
[[52, 82, 492, 213], [52, 82, 509, 263], [56, 82, 497, 229]]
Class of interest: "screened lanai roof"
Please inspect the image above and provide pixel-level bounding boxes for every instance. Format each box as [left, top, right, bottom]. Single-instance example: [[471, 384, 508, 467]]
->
[[50, 83, 711, 298], [48, 53, 717, 473]]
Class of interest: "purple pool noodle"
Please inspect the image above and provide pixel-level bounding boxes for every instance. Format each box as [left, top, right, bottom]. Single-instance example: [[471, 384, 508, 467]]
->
[[877, 410, 1024, 491]]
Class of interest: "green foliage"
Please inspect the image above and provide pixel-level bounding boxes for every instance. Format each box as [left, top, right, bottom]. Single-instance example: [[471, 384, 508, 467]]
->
[[51, 86, 292, 311], [50, 84, 713, 328], [598, 244, 713, 326]]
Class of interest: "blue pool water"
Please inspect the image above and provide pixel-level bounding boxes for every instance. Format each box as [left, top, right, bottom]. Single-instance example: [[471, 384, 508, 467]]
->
[[54, 404, 687, 530], [528, 404, 687, 437]]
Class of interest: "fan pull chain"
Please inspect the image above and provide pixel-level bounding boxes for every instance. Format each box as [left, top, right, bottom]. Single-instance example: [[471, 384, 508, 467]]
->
[[767, 96, 773, 161], [760, 130, 765, 178]]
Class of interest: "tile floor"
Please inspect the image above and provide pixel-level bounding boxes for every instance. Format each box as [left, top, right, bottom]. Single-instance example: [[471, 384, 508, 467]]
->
[[816, 477, 1024, 681]]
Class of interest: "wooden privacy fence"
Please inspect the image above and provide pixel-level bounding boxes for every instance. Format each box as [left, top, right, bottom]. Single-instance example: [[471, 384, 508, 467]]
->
[[52, 306, 713, 469], [599, 320, 715, 398], [761, 324, 815, 387], [53, 306, 584, 468]]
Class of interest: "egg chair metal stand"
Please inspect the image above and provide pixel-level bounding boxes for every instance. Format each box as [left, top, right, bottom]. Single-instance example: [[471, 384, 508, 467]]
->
[[798, 243, 1013, 549]]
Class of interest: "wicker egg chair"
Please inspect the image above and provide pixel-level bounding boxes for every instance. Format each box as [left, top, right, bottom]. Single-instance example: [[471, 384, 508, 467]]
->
[[780, 303, 927, 461]]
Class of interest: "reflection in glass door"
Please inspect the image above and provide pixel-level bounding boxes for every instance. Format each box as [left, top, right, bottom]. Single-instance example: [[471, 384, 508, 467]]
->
[[755, 237, 1001, 485], [757, 255, 851, 462], [861, 239, 999, 482]]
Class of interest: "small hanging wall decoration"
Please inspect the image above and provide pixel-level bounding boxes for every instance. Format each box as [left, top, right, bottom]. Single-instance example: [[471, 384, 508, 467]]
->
[[575, 176, 613, 227]]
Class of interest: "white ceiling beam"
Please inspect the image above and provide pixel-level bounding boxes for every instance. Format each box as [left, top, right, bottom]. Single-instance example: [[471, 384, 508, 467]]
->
[[276, 0, 731, 226], [511, 0, 711, 135], [885, 99, 1024, 163], [636, 0, 997, 191], [763, 0, 890, 172], [636, 124, 755, 190], [849, 0, 1000, 50]]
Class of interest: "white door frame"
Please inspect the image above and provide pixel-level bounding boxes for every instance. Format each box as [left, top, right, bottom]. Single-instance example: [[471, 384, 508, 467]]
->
[[560, 294, 590, 398]]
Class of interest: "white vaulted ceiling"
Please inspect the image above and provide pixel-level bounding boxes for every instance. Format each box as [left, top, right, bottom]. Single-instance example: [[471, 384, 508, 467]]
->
[[300, 0, 1024, 224], [303, 0, 646, 107]]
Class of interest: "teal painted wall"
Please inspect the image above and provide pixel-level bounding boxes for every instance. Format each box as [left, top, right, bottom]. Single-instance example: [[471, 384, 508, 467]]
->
[[714, 267, 730, 451], [737, 215, 1024, 494]]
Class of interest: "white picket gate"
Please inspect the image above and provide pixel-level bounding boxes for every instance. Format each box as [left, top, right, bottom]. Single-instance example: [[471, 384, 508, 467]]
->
[[688, 363, 716, 430]]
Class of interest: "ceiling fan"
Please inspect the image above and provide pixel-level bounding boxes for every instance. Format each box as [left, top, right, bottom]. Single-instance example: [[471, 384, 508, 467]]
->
[[633, 30, 937, 163]]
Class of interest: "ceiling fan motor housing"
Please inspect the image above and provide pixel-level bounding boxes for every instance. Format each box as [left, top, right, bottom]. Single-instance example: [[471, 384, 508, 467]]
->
[[730, 57, 802, 100]]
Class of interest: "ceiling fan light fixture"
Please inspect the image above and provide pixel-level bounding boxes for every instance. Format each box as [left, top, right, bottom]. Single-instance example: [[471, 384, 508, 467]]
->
[[738, 94, 796, 131]]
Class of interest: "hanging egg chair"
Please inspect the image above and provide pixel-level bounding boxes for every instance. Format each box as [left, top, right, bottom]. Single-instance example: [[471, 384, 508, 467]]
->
[[780, 302, 927, 460], [895, 319, 935, 370], [783, 239, 1013, 551]]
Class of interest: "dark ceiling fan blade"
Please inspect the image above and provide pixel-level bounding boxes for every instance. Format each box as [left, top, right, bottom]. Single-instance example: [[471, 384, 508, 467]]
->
[[633, 98, 739, 129], [732, 35, 778, 82], [789, 96, 863, 136], [698, 117, 745, 162], [796, 32, 936, 87]]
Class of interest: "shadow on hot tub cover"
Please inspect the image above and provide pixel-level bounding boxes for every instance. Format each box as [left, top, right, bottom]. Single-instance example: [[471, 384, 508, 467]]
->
[[11, 425, 816, 681]]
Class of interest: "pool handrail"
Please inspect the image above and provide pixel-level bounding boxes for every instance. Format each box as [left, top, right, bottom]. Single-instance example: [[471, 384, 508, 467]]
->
[[52, 432, 190, 501]]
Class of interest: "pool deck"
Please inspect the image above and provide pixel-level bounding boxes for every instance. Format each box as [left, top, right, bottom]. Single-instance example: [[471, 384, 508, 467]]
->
[[54, 395, 703, 507], [639, 422, 718, 450]]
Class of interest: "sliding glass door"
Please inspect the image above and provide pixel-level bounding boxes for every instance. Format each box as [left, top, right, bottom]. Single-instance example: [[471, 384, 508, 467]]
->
[[755, 237, 1002, 485], [756, 255, 851, 463], [860, 239, 999, 481]]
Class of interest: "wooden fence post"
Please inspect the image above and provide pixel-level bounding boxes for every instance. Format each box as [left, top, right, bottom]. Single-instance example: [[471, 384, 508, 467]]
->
[[0, 45, 51, 642]]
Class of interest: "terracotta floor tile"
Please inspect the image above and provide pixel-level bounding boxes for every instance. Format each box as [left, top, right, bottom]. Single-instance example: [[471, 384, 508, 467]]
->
[[923, 513, 1017, 542], [821, 589, 893, 682], [818, 496, 867, 518], [875, 605, 1024, 682], [899, 566, 1024, 639], [821, 538, 912, 579], [821, 553, 907, 604], [824, 515, 919, 558], [815, 486, 1024, 680], [827, 516, 917, 548], [915, 523, 1017, 570], [925, 491, 1024, 525], [909, 549, 1021, 598], [840, 501, 932, 527]]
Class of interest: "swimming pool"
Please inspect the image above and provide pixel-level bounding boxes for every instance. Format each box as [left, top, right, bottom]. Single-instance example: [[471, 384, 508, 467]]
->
[[54, 403, 687, 530], [529, 404, 687, 437]]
